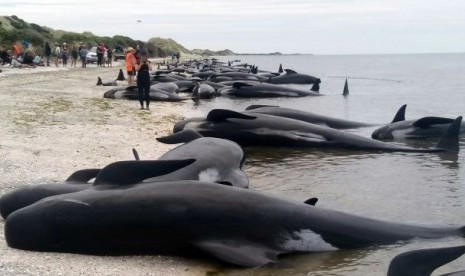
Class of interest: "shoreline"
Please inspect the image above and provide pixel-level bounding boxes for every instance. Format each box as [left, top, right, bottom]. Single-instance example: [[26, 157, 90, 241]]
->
[[0, 62, 210, 275]]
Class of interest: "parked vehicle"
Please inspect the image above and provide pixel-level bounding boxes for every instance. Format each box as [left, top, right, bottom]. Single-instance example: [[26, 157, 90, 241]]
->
[[86, 47, 97, 63]]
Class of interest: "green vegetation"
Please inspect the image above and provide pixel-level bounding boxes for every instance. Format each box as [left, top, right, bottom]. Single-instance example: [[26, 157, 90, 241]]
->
[[0, 15, 234, 57]]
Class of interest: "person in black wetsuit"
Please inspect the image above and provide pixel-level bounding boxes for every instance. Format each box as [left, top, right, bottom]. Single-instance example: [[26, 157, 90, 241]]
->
[[135, 53, 153, 110]]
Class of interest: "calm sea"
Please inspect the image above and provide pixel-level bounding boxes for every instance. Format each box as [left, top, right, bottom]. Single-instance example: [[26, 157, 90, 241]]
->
[[188, 53, 465, 275]]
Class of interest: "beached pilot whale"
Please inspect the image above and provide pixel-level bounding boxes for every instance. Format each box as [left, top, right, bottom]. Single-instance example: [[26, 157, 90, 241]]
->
[[217, 82, 321, 98], [387, 246, 465, 276], [5, 180, 465, 267], [372, 104, 465, 140], [0, 159, 195, 219], [103, 85, 188, 102], [267, 69, 321, 91], [96, 77, 117, 86], [173, 109, 461, 153], [245, 105, 374, 129], [155, 129, 249, 188]]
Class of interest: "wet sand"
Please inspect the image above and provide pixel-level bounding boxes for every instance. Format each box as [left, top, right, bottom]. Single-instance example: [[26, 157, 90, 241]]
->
[[0, 62, 212, 275]]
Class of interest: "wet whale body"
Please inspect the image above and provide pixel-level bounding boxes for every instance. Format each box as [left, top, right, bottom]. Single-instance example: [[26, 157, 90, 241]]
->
[[372, 104, 465, 140], [156, 129, 249, 188], [103, 85, 189, 102], [5, 180, 465, 267], [173, 109, 461, 153], [0, 160, 194, 219], [245, 105, 374, 129], [267, 69, 321, 91], [0, 131, 249, 219], [217, 82, 321, 98], [387, 246, 465, 276]]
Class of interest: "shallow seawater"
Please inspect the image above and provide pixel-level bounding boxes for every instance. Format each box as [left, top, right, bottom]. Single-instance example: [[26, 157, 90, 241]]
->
[[189, 54, 465, 275]]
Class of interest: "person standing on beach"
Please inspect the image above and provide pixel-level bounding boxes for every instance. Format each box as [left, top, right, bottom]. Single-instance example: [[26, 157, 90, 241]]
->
[[61, 43, 69, 67], [54, 43, 61, 67], [135, 53, 152, 110], [106, 48, 113, 67], [44, 42, 51, 66], [97, 42, 105, 67], [79, 46, 88, 68], [70, 45, 78, 67], [125, 47, 137, 86]]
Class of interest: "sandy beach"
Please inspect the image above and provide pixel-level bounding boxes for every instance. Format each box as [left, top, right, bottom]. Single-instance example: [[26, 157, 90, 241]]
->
[[0, 62, 213, 275]]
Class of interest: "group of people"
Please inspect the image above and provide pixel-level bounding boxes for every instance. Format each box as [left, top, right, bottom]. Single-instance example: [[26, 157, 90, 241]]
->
[[0, 45, 46, 68], [124, 46, 152, 110]]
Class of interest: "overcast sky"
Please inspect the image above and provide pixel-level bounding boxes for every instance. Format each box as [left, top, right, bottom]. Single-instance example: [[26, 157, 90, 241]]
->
[[2, 0, 465, 54]]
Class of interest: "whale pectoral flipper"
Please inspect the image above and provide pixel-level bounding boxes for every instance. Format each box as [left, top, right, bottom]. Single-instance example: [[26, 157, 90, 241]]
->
[[206, 109, 257, 122], [413, 117, 455, 128], [194, 240, 283, 267], [93, 159, 196, 186]]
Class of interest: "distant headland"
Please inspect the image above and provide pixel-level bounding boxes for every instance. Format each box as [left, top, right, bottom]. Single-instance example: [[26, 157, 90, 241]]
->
[[0, 15, 237, 57]]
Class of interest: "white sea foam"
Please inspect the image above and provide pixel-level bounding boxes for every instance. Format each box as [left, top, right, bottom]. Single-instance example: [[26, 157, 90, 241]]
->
[[198, 168, 220, 182], [281, 229, 337, 251]]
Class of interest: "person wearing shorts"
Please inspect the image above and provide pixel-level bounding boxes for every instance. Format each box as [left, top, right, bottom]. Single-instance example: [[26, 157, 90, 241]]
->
[[125, 47, 136, 86]]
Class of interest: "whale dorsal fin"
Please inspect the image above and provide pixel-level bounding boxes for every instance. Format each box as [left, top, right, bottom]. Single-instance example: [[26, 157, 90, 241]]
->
[[66, 169, 101, 183], [207, 109, 257, 122], [156, 129, 203, 144], [304, 197, 318, 206], [93, 159, 196, 186], [194, 240, 282, 267], [278, 64, 283, 73], [232, 82, 254, 89], [96, 77, 103, 85], [392, 104, 407, 123], [387, 246, 465, 276], [343, 78, 349, 96], [285, 69, 297, 74], [245, 105, 279, 110], [413, 117, 455, 128]]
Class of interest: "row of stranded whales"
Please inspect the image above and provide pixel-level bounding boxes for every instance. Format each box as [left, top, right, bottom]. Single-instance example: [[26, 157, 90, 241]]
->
[[172, 109, 462, 153], [0, 131, 249, 219], [388, 246, 465, 276], [104, 59, 325, 103], [372, 104, 465, 140], [4, 179, 465, 267]]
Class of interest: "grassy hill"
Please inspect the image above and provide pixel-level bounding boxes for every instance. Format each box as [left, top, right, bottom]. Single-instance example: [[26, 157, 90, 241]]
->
[[0, 15, 234, 57]]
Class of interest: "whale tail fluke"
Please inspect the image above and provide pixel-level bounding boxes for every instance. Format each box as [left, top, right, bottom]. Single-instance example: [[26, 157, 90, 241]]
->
[[434, 116, 462, 152], [65, 168, 101, 183], [96, 77, 103, 86], [343, 78, 349, 96], [310, 82, 320, 92]]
